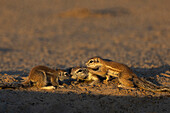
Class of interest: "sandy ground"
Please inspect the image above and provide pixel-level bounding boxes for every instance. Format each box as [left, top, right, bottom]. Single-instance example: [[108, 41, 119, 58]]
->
[[0, 0, 170, 113]]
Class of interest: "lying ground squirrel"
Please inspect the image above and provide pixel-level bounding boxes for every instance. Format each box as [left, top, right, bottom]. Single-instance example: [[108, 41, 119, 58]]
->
[[86, 56, 170, 92], [71, 67, 100, 85], [23, 65, 70, 89]]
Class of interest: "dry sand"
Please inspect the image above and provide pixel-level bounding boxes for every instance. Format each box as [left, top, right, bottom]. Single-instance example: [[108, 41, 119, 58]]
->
[[0, 0, 170, 113]]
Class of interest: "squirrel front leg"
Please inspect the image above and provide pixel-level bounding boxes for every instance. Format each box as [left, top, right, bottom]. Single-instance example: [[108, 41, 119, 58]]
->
[[51, 76, 59, 87], [88, 67, 107, 77]]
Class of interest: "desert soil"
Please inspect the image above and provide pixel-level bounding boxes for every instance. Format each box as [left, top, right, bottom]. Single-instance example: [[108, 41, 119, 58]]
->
[[0, 0, 170, 113]]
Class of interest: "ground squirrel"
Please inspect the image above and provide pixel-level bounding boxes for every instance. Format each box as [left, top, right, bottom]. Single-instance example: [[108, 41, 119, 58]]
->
[[23, 65, 70, 89], [86, 56, 170, 92], [71, 67, 100, 85]]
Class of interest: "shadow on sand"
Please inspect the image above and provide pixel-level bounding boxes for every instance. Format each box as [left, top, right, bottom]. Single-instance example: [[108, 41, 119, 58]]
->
[[131, 64, 170, 86], [132, 65, 170, 77], [0, 48, 14, 53], [58, 7, 130, 19], [0, 90, 169, 113]]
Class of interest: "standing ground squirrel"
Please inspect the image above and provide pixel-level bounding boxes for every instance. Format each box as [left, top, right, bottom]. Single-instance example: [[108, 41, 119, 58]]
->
[[23, 65, 70, 89], [86, 56, 170, 92], [71, 67, 100, 85]]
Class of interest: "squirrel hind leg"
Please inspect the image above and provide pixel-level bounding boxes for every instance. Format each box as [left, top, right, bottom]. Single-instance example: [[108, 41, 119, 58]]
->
[[118, 78, 135, 87], [35, 73, 48, 88], [51, 77, 60, 87]]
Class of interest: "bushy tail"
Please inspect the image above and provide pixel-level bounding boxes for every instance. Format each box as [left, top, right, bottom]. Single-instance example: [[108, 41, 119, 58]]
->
[[21, 77, 34, 88], [134, 77, 170, 92]]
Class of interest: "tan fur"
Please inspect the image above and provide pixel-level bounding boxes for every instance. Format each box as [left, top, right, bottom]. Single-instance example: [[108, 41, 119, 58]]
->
[[86, 57, 170, 92], [40, 86, 56, 90], [71, 67, 100, 85], [23, 65, 70, 89]]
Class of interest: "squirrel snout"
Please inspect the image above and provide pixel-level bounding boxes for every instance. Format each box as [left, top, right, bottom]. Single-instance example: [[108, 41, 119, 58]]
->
[[85, 62, 89, 66]]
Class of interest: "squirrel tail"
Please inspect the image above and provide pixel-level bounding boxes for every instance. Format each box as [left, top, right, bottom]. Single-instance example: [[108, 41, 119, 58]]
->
[[134, 77, 170, 92]]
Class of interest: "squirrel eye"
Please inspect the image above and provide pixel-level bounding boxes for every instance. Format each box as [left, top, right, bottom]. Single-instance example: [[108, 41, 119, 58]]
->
[[89, 60, 93, 63], [77, 69, 83, 73], [64, 72, 68, 76]]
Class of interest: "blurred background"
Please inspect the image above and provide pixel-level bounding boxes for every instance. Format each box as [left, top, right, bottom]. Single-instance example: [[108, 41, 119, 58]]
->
[[0, 0, 169, 76]]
